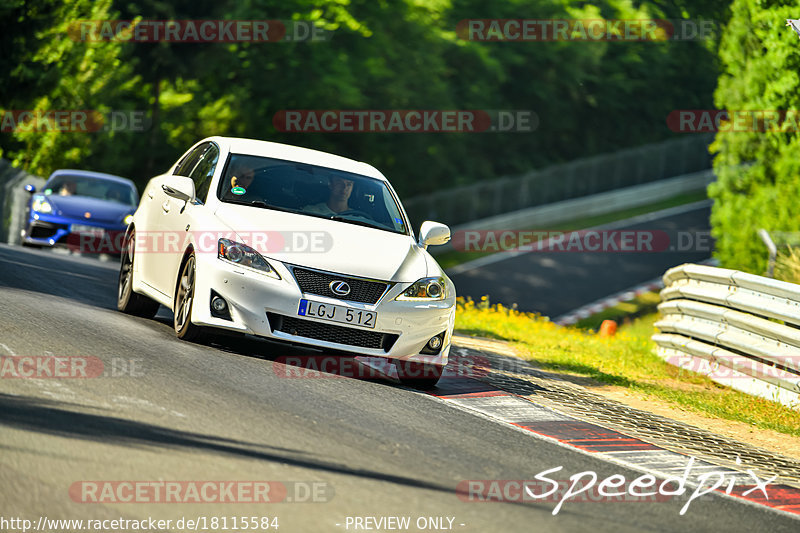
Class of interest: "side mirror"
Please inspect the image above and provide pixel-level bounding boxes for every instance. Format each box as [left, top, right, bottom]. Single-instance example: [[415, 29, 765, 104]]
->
[[418, 221, 451, 249], [161, 175, 195, 202], [24, 184, 36, 194]]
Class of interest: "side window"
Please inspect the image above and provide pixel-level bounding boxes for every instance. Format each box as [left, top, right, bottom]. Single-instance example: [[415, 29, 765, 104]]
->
[[189, 144, 219, 203], [174, 143, 208, 177]]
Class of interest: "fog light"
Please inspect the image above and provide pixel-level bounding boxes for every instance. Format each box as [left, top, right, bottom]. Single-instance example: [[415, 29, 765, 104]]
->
[[427, 336, 442, 350], [211, 296, 228, 313], [210, 291, 232, 321]]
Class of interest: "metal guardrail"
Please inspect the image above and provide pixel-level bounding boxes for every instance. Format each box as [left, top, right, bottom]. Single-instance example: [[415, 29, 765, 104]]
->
[[0, 159, 44, 245], [404, 134, 713, 228], [654, 263, 800, 410]]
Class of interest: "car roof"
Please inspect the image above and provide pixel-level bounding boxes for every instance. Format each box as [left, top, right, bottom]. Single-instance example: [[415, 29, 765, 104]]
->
[[48, 169, 136, 187], [209, 137, 387, 181]]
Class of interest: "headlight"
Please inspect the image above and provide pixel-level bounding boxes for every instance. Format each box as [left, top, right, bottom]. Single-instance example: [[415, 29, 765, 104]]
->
[[32, 196, 53, 214], [218, 238, 280, 279], [123, 214, 134, 225], [396, 276, 447, 300]]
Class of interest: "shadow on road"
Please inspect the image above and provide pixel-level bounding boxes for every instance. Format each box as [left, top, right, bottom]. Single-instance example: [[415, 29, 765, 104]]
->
[[0, 392, 455, 495]]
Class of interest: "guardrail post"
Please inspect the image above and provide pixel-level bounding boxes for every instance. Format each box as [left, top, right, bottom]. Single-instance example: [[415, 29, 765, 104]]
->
[[758, 228, 777, 278]]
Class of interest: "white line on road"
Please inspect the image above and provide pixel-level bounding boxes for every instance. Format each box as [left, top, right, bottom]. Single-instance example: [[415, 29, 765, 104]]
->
[[0, 343, 17, 355], [112, 395, 186, 418]]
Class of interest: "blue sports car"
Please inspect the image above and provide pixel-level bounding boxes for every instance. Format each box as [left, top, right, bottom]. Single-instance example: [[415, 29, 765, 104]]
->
[[22, 169, 139, 253]]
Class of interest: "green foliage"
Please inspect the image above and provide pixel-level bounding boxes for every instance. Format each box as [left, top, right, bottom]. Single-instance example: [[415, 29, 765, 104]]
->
[[775, 245, 800, 284], [455, 300, 800, 436], [2, 0, 723, 200], [709, 0, 800, 273]]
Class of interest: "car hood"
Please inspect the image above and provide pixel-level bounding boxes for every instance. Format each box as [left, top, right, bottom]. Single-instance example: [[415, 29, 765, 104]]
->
[[213, 204, 430, 282], [45, 195, 134, 224]]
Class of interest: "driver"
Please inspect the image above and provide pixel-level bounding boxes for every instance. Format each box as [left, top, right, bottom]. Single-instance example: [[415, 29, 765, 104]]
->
[[304, 176, 354, 215], [58, 180, 77, 196]]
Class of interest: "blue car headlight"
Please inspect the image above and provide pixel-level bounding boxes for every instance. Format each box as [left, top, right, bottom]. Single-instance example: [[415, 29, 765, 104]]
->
[[218, 238, 280, 279], [123, 214, 134, 225], [31, 196, 53, 214], [396, 277, 447, 301]]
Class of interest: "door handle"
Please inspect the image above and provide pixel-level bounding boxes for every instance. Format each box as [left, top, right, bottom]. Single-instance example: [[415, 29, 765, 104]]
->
[[162, 200, 170, 213]]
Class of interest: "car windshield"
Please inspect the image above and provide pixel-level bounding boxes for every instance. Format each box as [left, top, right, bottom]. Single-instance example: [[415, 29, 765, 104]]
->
[[217, 154, 409, 235], [43, 175, 138, 206]]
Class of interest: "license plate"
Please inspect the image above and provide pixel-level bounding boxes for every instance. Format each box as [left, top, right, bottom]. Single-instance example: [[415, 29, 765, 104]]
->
[[298, 299, 376, 329], [71, 224, 104, 236]]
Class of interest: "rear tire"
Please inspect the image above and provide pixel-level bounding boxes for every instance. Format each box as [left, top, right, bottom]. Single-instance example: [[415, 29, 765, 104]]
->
[[395, 360, 444, 390], [117, 230, 160, 318], [174, 253, 206, 343]]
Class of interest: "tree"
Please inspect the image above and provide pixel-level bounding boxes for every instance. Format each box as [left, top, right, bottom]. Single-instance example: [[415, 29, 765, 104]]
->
[[708, 0, 800, 273]]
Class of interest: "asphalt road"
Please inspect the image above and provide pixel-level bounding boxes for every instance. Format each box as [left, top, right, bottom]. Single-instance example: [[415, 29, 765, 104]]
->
[[448, 202, 713, 317], [0, 243, 796, 532]]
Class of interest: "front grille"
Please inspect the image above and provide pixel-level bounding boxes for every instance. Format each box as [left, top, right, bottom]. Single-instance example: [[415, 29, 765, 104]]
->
[[267, 313, 399, 352], [292, 267, 390, 304], [29, 221, 67, 240]]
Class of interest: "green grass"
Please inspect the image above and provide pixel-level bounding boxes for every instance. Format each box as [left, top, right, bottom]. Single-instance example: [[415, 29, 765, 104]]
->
[[436, 191, 708, 270], [573, 291, 663, 331], [455, 298, 800, 437]]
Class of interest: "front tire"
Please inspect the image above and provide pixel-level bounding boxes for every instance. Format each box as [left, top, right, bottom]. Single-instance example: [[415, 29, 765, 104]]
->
[[395, 360, 444, 390], [174, 253, 206, 342], [117, 230, 160, 318]]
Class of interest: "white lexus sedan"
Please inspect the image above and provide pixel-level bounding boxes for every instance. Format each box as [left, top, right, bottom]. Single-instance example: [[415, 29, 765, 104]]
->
[[117, 137, 455, 387]]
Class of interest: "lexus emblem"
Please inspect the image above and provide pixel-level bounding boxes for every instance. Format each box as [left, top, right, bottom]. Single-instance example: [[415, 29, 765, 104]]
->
[[329, 280, 351, 296]]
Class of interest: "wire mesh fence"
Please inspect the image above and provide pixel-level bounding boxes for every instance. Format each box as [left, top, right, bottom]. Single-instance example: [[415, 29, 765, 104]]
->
[[403, 134, 714, 228]]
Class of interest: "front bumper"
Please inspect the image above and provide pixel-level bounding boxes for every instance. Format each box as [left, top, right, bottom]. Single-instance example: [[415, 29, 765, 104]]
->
[[23, 213, 126, 252], [190, 253, 455, 365]]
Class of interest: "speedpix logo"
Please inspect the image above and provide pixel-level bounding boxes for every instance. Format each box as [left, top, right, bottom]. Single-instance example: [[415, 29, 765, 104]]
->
[[457, 457, 775, 516]]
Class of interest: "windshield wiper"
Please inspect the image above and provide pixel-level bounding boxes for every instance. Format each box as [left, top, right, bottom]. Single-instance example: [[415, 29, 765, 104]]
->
[[225, 199, 296, 214], [330, 215, 382, 230]]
